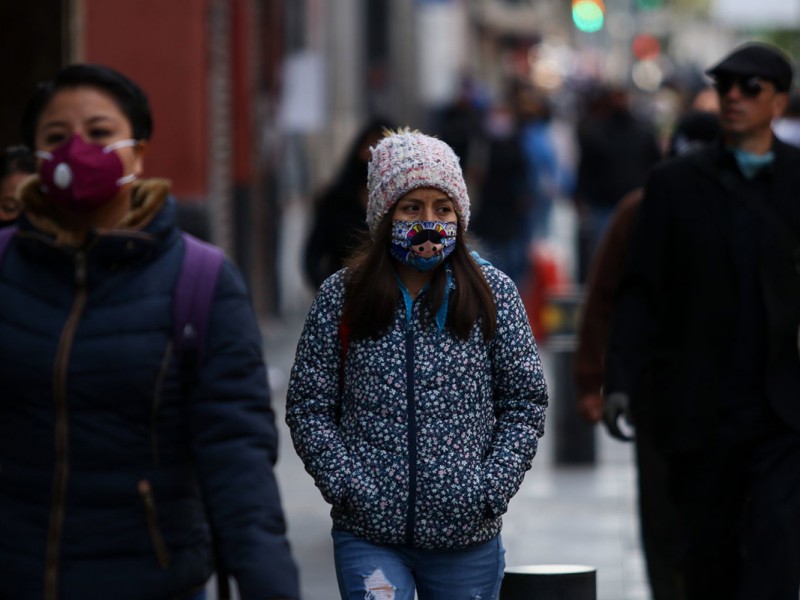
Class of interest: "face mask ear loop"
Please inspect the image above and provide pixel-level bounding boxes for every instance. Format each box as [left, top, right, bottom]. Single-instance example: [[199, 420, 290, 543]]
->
[[116, 173, 138, 186], [103, 139, 138, 153], [104, 140, 140, 187], [35, 150, 54, 161]]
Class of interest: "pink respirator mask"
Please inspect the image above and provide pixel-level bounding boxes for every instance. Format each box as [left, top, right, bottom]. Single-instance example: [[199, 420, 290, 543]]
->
[[37, 134, 138, 213]]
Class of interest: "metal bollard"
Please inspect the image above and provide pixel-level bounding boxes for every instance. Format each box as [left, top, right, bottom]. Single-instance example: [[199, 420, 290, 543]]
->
[[548, 334, 596, 465], [543, 288, 595, 466], [500, 564, 597, 600]]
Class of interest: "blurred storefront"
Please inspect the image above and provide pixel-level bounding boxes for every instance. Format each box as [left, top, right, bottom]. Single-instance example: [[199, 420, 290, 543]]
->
[[1, 0, 796, 317]]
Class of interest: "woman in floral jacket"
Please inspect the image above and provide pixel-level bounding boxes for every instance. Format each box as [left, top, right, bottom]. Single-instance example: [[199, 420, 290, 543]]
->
[[286, 128, 548, 600]]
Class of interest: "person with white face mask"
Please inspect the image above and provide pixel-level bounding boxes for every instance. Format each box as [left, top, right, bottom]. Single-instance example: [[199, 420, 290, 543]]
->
[[0, 64, 299, 600], [286, 128, 548, 600]]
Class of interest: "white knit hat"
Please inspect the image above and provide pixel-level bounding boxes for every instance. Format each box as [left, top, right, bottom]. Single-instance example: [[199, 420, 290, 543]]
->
[[366, 128, 470, 236]]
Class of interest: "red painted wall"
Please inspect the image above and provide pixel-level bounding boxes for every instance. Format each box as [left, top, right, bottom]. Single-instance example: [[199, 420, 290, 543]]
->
[[83, 0, 209, 200], [231, 0, 253, 184]]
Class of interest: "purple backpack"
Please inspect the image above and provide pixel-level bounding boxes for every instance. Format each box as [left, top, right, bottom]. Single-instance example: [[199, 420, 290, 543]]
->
[[0, 227, 224, 370]]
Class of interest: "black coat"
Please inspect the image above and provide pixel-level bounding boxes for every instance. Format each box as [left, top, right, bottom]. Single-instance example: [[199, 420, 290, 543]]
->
[[605, 138, 800, 453]]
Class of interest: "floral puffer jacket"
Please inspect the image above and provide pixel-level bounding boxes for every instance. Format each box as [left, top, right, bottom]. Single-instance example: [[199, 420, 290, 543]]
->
[[286, 264, 548, 549]]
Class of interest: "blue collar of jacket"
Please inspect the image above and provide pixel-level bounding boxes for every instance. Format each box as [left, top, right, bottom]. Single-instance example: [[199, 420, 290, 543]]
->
[[395, 250, 491, 331], [396, 266, 453, 331]]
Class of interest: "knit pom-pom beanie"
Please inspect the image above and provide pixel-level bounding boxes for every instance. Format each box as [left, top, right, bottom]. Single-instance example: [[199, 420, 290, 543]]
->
[[366, 128, 470, 236]]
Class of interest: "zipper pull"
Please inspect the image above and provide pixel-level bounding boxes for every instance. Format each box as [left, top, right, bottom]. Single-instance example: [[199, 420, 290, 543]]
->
[[74, 250, 87, 286], [138, 479, 154, 506]]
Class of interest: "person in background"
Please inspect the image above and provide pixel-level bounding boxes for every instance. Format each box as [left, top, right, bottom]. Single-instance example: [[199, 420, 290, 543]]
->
[[0, 145, 36, 226], [286, 128, 548, 600], [689, 84, 720, 114], [575, 110, 721, 600], [516, 86, 569, 245], [604, 42, 800, 598], [471, 99, 532, 285], [0, 64, 298, 600], [436, 74, 487, 168], [304, 116, 395, 289], [573, 84, 662, 281]]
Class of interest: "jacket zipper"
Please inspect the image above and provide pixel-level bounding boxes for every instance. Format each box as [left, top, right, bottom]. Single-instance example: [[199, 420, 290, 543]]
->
[[44, 250, 89, 600], [138, 479, 172, 569], [150, 342, 173, 469], [405, 316, 417, 546]]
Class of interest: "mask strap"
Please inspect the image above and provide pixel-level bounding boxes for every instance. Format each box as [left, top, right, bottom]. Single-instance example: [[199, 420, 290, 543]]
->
[[117, 173, 138, 186], [103, 139, 138, 153], [35, 150, 53, 161], [106, 139, 140, 187]]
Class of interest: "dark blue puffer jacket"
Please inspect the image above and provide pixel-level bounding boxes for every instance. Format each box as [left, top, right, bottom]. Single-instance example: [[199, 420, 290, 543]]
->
[[287, 265, 548, 550], [0, 179, 299, 600]]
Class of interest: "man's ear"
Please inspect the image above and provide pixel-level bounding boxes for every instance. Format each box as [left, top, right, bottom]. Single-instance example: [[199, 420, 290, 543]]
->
[[773, 92, 790, 119]]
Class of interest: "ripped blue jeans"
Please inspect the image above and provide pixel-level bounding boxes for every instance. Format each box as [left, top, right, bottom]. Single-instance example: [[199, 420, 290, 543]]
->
[[332, 529, 505, 600]]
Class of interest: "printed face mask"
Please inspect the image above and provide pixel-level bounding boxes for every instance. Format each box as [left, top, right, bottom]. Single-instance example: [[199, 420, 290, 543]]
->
[[37, 134, 138, 213], [390, 220, 457, 272]]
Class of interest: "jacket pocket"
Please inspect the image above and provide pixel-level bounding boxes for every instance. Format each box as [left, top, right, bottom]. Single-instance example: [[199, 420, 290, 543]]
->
[[138, 479, 171, 569]]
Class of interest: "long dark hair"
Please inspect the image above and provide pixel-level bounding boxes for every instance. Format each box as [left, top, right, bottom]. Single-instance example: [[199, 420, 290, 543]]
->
[[343, 212, 497, 341]]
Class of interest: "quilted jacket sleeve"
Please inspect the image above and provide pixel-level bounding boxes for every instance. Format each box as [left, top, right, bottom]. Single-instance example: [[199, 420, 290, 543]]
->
[[285, 272, 357, 507], [189, 259, 300, 600], [484, 267, 549, 517]]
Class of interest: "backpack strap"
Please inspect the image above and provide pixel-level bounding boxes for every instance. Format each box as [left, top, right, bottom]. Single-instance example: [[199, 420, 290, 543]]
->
[[172, 232, 229, 598], [173, 232, 225, 374]]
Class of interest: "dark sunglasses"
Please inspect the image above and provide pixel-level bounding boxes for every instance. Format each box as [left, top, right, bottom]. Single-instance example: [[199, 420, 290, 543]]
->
[[713, 75, 766, 98]]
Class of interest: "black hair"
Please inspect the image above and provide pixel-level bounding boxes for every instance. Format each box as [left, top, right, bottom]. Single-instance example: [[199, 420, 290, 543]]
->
[[1, 146, 36, 180], [21, 64, 153, 148]]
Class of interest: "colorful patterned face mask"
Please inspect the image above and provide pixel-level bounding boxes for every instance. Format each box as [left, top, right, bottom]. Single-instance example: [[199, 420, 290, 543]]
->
[[390, 220, 457, 272]]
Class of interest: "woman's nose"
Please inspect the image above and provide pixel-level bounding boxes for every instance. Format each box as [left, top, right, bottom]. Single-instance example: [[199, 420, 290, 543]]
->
[[420, 207, 436, 221]]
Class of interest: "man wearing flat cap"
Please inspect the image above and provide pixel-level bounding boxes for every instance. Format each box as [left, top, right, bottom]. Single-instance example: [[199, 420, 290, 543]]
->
[[604, 41, 800, 598]]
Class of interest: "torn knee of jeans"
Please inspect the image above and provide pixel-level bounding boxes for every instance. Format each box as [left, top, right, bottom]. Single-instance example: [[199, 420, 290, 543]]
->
[[364, 567, 395, 600]]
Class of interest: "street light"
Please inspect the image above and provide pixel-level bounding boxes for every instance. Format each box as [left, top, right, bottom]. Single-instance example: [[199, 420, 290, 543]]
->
[[572, 0, 605, 33]]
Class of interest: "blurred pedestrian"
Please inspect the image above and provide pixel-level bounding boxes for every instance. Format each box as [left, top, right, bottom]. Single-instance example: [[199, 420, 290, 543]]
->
[[471, 100, 532, 285], [689, 85, 720, 114], [0, 145, 35, 226], [304, 116, 395, 289], [575, 110, 721, 600], [436, 75, 486, 168], [516, 87, 570, 245], [286, 128, 548, 600], [604, 42, 800, 599], [574, 84, 661, 281], [0, 64, 298, 600]]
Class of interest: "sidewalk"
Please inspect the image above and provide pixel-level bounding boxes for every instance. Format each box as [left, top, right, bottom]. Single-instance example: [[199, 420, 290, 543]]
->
[[264, 305, 651, 600]]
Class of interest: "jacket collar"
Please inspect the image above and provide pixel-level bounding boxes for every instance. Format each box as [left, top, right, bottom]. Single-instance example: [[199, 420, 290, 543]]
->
[[19, 176, 172, 245], [15, 177, 177, 266]]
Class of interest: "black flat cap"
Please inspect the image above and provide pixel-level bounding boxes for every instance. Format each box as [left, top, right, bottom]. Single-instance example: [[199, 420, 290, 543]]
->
[[706, 42, 793, 92]]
